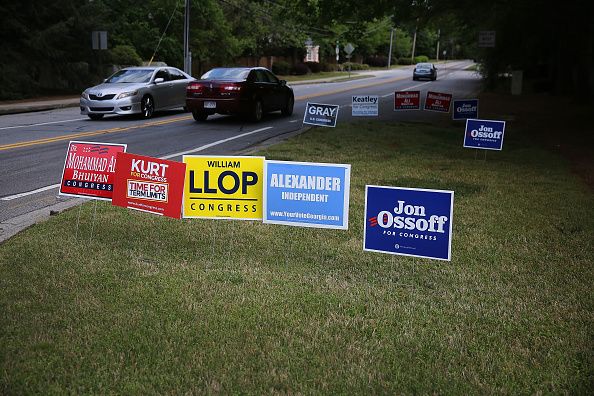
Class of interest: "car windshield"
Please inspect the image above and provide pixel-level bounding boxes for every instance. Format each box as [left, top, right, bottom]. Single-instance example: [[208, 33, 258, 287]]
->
[[201, 68, 250, 80], [105, 69, 154, 83], [416, 64, 431, 70]]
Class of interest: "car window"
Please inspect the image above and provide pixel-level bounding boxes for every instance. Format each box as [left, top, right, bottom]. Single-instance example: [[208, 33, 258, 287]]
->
[[264, 70, 279, 84], [254, 70, 268, 83], [105, 69, 153, 83], [168, 68, 186, 81], [154, 69, 170, 81], [201, 68, 250, 80]]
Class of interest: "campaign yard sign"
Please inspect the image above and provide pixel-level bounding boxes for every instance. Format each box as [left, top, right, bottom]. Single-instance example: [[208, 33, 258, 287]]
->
[[394, 91, 420, 110], [183, 155, 264, 220], [463, 119, 506, 150], [352, 95, 378, 116], [364, 186, 454, 261], [424, 91, 453, 113], [303, 102, 339, 127], [263, 160, 351, 229], [452, 99, 479, 120], [59, 141, 127, 200], [112, 153, 186, 218]]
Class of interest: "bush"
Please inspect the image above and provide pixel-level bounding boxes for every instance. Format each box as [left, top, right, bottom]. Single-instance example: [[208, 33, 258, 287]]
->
[[271, 60, 291, 75], [109, 45, 142, 66], [365, 56, 389, 67], [291, 63, 311, 75], [397, 57, 413, 65], [339, 62, 370, 71], [320, 62, 339, 72], [414, 55, 430, 63], [304, 61, 322, 73]]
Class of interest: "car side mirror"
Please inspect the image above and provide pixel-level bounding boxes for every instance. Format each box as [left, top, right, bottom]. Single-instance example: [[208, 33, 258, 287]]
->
[[154, 77, 165, 84], [280, 80, 287, 86]]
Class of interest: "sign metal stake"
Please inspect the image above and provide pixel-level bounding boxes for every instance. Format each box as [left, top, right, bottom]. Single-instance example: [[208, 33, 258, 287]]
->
[[89, 200, 98, 241]]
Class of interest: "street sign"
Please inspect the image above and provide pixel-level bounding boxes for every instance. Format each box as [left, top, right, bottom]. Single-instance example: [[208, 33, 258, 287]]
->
[[452, 99, 479, 120], [478, 31, 496, 48], [463, 119, 506, 151], [364, 185, 454, 261], [91, 31, 108, 50], [263, 160, 351, 229], [303, 102, 339, 127], [344, 43, 355, 55]]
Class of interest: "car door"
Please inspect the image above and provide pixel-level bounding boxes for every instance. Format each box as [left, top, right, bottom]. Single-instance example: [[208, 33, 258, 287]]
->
[[151, 69, 173, 109], [252, 70, 273, 110], [168, 68, 190, 108], [263, 70, 286, 111]]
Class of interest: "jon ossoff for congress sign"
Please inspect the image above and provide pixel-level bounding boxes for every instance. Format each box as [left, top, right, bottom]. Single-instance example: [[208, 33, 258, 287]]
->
[[364, 186, 454, 261]]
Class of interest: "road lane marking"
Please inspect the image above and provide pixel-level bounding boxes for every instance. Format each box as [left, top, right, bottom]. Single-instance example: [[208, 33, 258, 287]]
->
[[0, 115, 192, 151], [1, 126, 275, 200], [289, 120, 299, 123], [0, 118, 87, 131]]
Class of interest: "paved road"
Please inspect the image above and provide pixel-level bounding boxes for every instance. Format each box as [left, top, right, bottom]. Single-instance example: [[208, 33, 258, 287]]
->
[[0, 61, 479, 239]]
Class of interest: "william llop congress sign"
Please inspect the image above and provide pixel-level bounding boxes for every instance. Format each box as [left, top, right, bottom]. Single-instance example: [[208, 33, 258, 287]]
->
[[264, 160, 351, 229], [364, 186, 454, 261]]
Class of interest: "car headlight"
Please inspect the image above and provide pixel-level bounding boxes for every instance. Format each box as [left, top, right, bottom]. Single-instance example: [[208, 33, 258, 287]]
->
[[116, 91, 138, 99], [81, 92, 89, 100]]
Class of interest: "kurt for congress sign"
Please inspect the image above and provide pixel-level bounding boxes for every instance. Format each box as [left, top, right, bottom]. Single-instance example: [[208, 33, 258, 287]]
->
[[463, 119, 506, 150], [453, 99, 479, 120], [394, 91, 420, 110], [351, 95, 378, 116], [112, 152, 186, 218], [59, 141, 127, 200], [263, 161, 350, 229], [303, 102, 339, 127], [424, 91, 453, 113], [364, 186, 454, 261], [183, 155, 264, 220]]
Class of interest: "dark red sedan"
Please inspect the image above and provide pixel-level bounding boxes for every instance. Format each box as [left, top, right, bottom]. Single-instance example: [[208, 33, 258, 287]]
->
[[186, 67, 294, 122]]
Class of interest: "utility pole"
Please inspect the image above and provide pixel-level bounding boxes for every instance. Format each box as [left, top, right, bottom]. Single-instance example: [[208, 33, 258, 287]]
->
[[436, 29, 440, 61], [387, 28, 394, 68], [410, 19, 418, 64], [183, 0, 191, 74]]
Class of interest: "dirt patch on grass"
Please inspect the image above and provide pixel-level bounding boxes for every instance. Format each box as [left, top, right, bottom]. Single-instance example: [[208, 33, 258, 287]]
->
[[479, 92, 594, 190]]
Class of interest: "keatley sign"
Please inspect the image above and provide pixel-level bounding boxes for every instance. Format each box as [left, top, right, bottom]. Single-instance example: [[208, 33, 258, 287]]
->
[[394, 91, 420, 111], [112, 152, 186, 218], [59, 141, 127, 200], [453, 99, 479, 120], [463, 119, 506, 150], [364, 186, 454, 261], [303, 102, 339, 127], [263, 160, 351, 229], [424, 91, 453, 113], [183, 156, 264, 220], [352, 95, 378, 116]]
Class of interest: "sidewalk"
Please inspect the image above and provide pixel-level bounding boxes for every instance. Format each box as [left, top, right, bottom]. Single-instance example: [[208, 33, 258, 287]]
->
[[0, 96, 79, 116]]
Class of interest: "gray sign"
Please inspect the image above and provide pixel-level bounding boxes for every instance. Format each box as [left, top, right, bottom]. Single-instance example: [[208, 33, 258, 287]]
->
[[92, 31, 108, 50], [303, 102, 340, 128]]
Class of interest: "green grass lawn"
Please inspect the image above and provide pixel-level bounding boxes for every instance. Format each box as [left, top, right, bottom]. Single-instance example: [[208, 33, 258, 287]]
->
[[1, 120, 593, 394], [282, 71, 374, 83]]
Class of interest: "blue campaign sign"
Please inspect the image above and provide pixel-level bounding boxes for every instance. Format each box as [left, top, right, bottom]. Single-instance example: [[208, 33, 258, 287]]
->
[[264, 160, 351, 229], [364, 186, 454, 261], [464, 119, 506, 150], [303, 102, 340, 127], [452, 99, 479, 120]]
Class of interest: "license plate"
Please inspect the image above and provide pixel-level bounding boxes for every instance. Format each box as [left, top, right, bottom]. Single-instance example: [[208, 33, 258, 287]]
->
[[204, 101, 216, 109]]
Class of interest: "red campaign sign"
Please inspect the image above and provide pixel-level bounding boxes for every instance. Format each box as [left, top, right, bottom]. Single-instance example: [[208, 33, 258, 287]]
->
[[394, 91, 420, 111], [424, 91, 453, 113], [112, 152, 186, 219], [59, 141, 127, 200]]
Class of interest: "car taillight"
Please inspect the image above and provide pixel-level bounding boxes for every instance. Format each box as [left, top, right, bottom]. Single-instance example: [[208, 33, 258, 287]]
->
[[187, 83, 204, 93], [221, 83, 242, 91]]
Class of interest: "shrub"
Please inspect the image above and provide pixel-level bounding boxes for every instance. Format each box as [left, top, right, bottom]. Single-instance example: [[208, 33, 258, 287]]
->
[[271, 60, 291, 75], [304, 61, 322, 73], [291, 63, 311, 75], [365, 56, 389, 67], [109, 45, 142, 66], [321, 62, 339, 72], [339, 62, 370, 71], [414, 55, 430, 63], [397, 57, 413, 65]]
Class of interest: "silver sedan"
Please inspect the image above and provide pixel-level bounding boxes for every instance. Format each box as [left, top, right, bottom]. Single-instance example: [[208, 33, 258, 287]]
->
[[80, 66, 194, 120]]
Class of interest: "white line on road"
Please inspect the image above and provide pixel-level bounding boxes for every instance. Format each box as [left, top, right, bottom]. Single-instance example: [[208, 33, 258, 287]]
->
[[0, 118, 87, 131], [1, 126, 275, 201], [289, 120, 299, 123]]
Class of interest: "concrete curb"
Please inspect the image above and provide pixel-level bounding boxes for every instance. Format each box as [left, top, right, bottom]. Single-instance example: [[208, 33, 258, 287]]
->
[[0, 100, 79, 116]]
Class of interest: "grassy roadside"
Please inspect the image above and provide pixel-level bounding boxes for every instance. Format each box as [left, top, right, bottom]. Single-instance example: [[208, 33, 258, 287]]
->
[[1, 119, 593, 393]]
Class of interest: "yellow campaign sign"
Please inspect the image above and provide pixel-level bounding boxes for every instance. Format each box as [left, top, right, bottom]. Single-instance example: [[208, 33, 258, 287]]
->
[[183, 155, 264, 220]]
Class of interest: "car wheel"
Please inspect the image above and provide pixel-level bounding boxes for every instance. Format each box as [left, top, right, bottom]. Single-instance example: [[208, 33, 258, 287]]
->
[[140, 95, 154, 119], [88, 114, 104, 120], [413, 77, 418, 81], [281, 95, 294, 116], [192, 110, 208, 122], [250, 99, 263, 122]]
